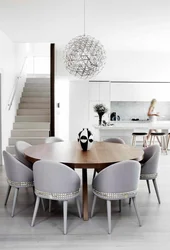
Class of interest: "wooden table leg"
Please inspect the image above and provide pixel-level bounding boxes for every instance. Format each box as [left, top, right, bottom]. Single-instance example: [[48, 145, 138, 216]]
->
[[82, 168, 88, 221]]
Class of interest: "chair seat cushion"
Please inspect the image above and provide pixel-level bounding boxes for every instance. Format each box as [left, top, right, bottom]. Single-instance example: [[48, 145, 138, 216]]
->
[[132, 132, 147, 136], [151, 132, 165, 136]]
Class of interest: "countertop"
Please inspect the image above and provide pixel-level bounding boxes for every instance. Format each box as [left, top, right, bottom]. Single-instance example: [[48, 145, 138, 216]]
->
[[94, 121, 170, 130]]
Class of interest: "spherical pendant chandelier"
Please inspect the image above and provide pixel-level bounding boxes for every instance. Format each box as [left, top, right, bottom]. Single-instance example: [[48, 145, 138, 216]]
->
[[63, 0, 106, 79]]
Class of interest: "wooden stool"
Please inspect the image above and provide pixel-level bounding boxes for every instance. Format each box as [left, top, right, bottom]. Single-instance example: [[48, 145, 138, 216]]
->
[[150, 132, 167, 154], [132, 132, 148, 147]]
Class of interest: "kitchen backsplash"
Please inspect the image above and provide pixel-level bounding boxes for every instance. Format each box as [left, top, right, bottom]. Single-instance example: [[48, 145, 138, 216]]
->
[[110, 101, 170, 121]]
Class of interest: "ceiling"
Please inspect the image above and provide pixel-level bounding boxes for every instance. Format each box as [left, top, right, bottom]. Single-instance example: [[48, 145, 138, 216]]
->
[[0, 0, 170, 51]]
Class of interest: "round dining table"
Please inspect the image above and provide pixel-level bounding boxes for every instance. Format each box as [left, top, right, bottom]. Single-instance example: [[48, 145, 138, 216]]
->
[[24, 141, 144, 221]]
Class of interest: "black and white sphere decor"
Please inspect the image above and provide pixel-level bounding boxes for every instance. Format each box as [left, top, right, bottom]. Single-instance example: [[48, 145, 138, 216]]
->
[[78, 128, 93, 151], [63, 35, 106, 79]]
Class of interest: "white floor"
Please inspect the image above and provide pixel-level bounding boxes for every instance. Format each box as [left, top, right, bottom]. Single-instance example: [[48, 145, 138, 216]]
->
[[0, 153, 170, 249]]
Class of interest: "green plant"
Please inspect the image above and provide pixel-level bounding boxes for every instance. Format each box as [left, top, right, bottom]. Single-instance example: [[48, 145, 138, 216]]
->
[[93, 103, 108, 114]]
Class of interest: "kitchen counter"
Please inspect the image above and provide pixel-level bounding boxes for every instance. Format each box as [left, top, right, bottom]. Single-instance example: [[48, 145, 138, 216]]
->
[[94, 121, 170, 143], [94, 121, 170, 129]]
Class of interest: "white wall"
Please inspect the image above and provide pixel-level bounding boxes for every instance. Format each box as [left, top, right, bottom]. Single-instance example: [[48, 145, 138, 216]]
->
[[55, 77, 69, 140], [96, 50, 170, 81], [56, 48, 170, 81], [26, 43, 50, 75], [0, 0, 170, 53], [69, 81, 89, 141], [0, 31, 28, 164]]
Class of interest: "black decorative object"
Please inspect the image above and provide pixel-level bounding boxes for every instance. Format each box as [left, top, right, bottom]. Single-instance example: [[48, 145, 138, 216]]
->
[[78, 128, 93, 151], [98, 112, 104, 125], [93, 103, 108, 126]]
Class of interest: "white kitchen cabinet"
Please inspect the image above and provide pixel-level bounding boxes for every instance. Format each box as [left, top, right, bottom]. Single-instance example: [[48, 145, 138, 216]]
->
[[88, 81, 110, 101], [111, 84, 127, 101], [152, 83, 170, 101], [89, 83, 100, 101], [99, 82, 110, 101], [110, 83, 142, 101], [110, 83, 170, 101]]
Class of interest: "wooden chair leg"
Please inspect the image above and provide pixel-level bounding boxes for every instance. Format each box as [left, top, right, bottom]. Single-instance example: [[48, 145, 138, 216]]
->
[[156, 136, 161, 146], [150, 135, 153, 145], [132, 136, 136, 146], [143, 136, 145, 147], [132, 136, 134, 146], [163, 135, 168, 154], [144, 135, 148, 147], [143, 136, 147, 147], [166, 134, 170, 150], [161, 136, 163, 148]]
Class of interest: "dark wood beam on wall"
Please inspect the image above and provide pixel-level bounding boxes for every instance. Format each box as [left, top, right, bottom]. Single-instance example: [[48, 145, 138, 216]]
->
[[50, 43, 55, 136]]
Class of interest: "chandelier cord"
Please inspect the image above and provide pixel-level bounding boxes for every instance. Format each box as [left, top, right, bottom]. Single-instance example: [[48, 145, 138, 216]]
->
[[84, 0, 86, 35], [63, 0, 106, 79]]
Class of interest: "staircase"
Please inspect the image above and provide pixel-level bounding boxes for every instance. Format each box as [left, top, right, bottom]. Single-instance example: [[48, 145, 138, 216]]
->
[[6, 76, 50, 155]]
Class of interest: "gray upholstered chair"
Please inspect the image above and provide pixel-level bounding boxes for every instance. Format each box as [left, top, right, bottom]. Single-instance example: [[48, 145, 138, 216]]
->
[[31, 160, 81, 234], [140, 144, 161, 204], [3, 151, 34, 217], [92, 137, 125, 180], [104, 137, 125, 144], [15, 141, 32, 169], [91, 160, 141, 234], [45, 137, 63, 143]]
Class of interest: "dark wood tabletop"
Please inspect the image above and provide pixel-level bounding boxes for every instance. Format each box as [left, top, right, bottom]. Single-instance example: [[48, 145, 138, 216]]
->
[[25, 141, 143, 167], [24, 141, 144, 221]]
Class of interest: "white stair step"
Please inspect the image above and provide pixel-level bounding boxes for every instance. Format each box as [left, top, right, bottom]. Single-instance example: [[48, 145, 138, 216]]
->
[[25, 83, 50, 88], [19, 103, 50, 109], [9, 137, 46, 145], [21, 97, 50, 103], [11, 129, 49, 137], [15, 115, 50, 122], [22, 92, 50, 97], [26, 78, 50, 83], [17, 109, 50, 115], [24, 87, 50, 92], [6, 146, 15, 154], [13, 122, 50, 129]]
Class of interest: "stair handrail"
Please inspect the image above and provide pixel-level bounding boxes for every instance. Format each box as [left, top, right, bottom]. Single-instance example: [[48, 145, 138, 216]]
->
[[8, 56, 28, 110]]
